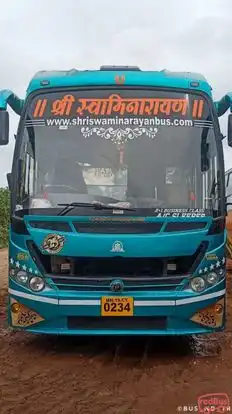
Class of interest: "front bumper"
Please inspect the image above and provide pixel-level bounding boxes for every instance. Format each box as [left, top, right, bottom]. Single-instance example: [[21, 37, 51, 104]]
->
[[8, 280, 226, 335]]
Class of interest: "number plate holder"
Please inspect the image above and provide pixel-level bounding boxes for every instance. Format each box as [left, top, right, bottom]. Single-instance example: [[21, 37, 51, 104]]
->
[[101, 296, 134, 316]]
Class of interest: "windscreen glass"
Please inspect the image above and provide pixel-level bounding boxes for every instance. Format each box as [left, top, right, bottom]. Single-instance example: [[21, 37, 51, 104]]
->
[[14, 88, 220, 217]]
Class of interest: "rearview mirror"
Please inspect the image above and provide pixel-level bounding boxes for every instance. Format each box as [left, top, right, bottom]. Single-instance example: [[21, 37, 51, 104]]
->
[[227, 113, 232, 147], [0, 110, 9, 146]]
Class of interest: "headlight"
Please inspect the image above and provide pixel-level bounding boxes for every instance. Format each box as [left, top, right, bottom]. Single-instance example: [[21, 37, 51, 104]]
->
[[190, 277, 206, 292], [29, 276, 45, 292], [16, 270, 28, 284], [206, 272, 219, 285]]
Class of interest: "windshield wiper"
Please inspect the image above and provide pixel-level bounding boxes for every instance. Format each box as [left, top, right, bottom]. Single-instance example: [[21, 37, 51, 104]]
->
[[57, 201, 135, 216]]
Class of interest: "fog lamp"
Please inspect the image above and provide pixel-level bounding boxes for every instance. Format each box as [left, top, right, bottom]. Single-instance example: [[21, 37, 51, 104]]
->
[[215, 303, 223, 314], [11, 303, 21, 313], [29, 276, 45, 292]]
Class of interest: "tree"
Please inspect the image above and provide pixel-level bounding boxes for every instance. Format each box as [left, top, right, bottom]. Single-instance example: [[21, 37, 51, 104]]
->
[[0, 188, 10, 248]]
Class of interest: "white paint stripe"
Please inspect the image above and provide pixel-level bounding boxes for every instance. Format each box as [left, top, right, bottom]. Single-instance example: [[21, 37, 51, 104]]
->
[[8, 288, 58, 305], [134, 300, 175, 306], [8, 289, 226, 307], [176, 289, 226, 305], [59, 290, 226, 306], [59, 299, 100, 306], [59, 299, 174, 306]]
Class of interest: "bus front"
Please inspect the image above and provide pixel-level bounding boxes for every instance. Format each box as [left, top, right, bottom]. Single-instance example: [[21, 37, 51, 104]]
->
[[3, 73, 227, 335]]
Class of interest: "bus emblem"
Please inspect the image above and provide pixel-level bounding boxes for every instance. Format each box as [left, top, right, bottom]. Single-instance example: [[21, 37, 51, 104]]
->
[[42, 234, 65, 254], [111, 241, 125, 253], [110, 280, 124, 293]]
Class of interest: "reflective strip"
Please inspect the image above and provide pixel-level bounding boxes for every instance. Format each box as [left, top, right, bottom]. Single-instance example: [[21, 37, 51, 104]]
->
[[60, 299, 174, 306], [8, 288, 58, 305], [176, 289, 226, 305], [134, 300, 175, 306], [59, 299, 100, 306]]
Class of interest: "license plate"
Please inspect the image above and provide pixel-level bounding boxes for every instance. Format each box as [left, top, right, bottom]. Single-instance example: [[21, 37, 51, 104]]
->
[[101, 296, 134, 316]]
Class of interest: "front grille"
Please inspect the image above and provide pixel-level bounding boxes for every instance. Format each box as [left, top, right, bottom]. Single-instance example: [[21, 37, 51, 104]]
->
[[27, 240, 208, 292], [27, 219, 209, 235], [27, 243, 205, 277], [50, 275, 185, 291], [67, 316, 167, 330], [73, 222, 163, 234], [165, 221, 207, 232], [29, 221, 71, 232]]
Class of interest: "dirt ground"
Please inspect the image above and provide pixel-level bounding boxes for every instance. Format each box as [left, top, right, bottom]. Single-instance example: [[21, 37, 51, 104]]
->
[[1, 249, 232, 414]]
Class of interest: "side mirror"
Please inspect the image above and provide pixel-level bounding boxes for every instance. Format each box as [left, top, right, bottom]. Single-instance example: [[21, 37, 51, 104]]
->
[[228, 113, 232, 147], [6, 173, 12, 191], [0, 110, 9, 145]]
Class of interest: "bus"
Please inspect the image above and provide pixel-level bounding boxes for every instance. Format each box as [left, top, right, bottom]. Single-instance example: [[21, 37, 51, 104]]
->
[[0, 65, 231, 335]]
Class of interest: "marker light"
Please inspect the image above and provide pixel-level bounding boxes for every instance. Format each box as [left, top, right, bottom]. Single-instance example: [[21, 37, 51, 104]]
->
[[190, 277, 206, 292], [16, 270, 28, 284], [29, 276, 45, 292]]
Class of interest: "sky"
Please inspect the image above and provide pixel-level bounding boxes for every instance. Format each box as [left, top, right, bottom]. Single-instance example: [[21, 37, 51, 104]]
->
[[0, 0, 232, 186]]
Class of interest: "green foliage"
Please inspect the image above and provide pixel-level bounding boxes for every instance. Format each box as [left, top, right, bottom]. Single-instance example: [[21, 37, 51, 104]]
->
[[0, 188, 10, 248]]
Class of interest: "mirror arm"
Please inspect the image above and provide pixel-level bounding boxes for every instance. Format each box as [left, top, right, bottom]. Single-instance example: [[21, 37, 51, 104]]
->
[[214, 93, 232, 117], [0, 89, 24, 115]]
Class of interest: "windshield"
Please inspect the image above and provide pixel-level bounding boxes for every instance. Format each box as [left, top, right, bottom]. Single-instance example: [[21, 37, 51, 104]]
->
[[14, 88, 221, 216]]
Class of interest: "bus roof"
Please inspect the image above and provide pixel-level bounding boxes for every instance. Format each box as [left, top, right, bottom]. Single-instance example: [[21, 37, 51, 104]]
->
[[26, 67, 212, 97]]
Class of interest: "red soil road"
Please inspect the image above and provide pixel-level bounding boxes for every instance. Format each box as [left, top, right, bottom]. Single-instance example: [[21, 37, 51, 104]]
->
[[0, 248, 232, 414]]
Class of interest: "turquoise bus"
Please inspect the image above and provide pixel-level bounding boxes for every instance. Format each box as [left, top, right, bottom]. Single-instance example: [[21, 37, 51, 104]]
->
[[0, 65, 232, 335]]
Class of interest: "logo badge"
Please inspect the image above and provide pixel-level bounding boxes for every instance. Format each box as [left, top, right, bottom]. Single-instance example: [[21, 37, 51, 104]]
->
[[16, 252, 29, 261], [42, 234, 65, 254], [111, 241, 124, 253], [115, 75, 125, 85], [110, 279, 124, 293]]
